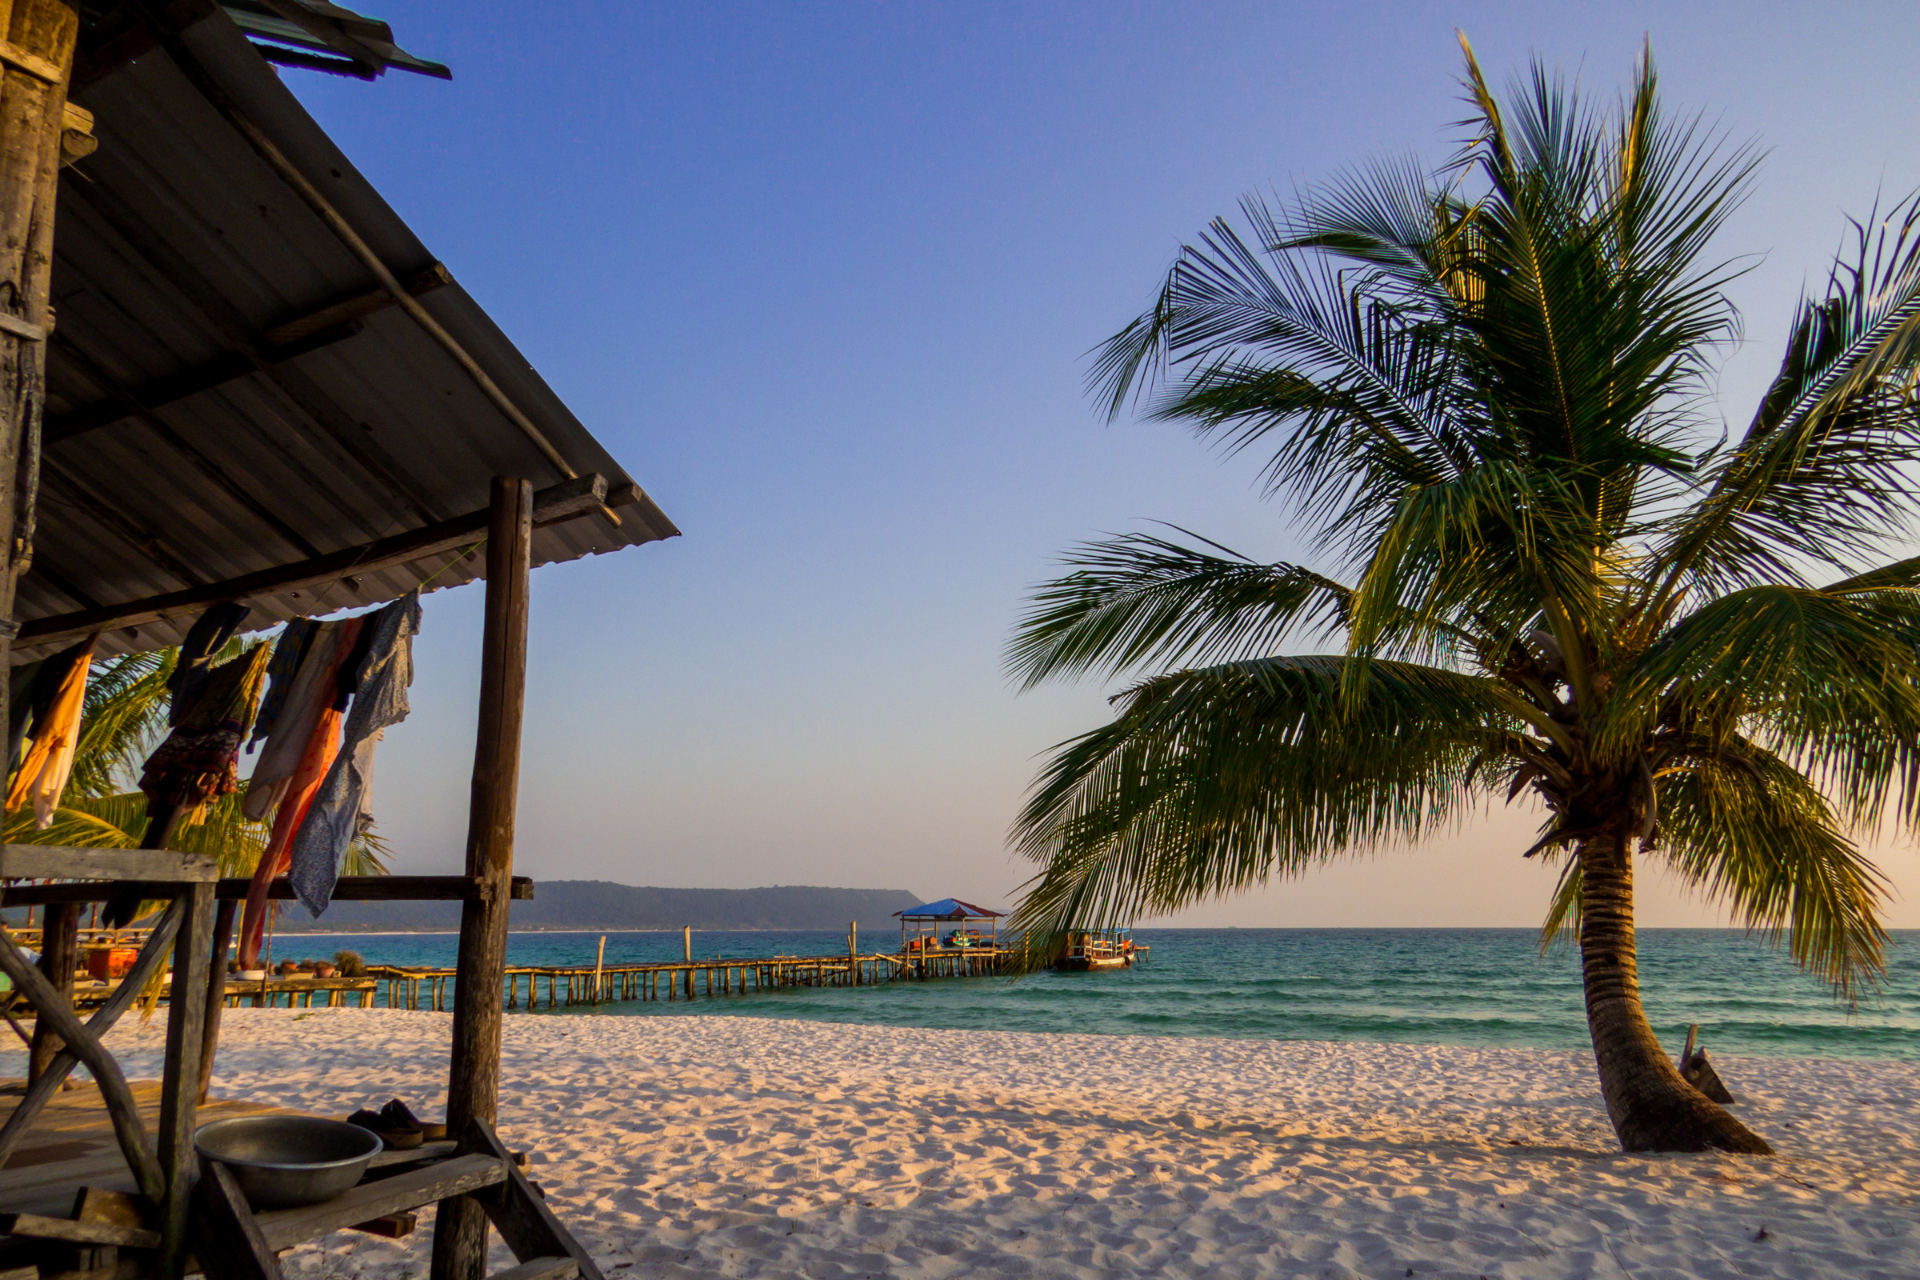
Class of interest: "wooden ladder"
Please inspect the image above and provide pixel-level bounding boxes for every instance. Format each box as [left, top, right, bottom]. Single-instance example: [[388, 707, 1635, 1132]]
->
[[193, 1119, 605, 1280]]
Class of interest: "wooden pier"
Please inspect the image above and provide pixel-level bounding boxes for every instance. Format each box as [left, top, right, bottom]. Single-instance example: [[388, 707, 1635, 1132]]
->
[[38, 975, 380, 1012], [372, 946, 1013, 1012]]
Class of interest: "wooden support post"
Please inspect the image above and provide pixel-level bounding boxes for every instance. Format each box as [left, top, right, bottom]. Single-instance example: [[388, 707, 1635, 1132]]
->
[[27, 902, 77, 1083], [0, 0, 77, 743], [197, 898, 237, 1104], [433, 478, 533, 1280], [594, 936, 605, 1004], [460, 1119, 605, 1280], [192, 1160, 281, 1280], [157, 883, 214, 1280]]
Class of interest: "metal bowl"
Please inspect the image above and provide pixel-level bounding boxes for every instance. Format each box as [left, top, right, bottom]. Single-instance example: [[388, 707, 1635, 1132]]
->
[[194, 1116, 383, 1209]]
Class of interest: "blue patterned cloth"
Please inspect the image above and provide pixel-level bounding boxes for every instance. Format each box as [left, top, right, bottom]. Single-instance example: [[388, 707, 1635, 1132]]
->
[[288, 592, 422, 915]]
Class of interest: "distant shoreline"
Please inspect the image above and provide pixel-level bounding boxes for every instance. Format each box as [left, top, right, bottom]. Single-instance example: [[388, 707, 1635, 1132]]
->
[[277, 927, 856, 936]]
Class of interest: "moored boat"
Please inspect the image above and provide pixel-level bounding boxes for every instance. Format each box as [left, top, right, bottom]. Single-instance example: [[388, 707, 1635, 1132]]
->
[[1052, 929, 1147, 971]]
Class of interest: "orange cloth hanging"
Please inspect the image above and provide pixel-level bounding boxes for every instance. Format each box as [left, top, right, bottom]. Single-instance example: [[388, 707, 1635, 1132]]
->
[[6, 635, 99, 829], [238, 618, 360, 967]]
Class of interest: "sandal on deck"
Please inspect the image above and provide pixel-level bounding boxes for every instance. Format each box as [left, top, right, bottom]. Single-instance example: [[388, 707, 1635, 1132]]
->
[[347, 1106, 424, 1149], [380, 1097, 449, 1142]]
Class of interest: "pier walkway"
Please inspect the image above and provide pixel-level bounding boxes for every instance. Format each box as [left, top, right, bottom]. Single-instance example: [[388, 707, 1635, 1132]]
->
[[373, 946, 1013, 1012]]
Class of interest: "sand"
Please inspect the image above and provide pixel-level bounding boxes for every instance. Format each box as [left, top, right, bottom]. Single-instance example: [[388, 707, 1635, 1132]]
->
[[12, 1009, 1920, 1279]]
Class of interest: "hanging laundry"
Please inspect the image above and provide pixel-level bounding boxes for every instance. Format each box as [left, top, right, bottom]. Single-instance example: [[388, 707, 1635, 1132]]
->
[[239, 616, 362, 967], [138, 643, 272, 819], [6, 656, 46, 774], [243, 620, 348, 822], [247, 617, 317, 753], [166, 603, 250, 728], [331, 618, 379, 711], [290, 592, 421, 915], [5, 634, 100, 829]]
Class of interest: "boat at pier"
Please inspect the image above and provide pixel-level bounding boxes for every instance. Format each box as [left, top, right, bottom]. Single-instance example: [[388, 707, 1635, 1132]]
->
[[1053, 929, 1147, 971]]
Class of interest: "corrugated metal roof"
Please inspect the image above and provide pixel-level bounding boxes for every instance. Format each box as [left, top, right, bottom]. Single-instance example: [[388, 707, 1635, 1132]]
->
[[16, 5, 676, 663]]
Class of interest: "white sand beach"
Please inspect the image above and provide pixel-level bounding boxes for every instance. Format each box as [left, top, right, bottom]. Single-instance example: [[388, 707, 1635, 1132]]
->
[[16, 1009, 1920, 1279]]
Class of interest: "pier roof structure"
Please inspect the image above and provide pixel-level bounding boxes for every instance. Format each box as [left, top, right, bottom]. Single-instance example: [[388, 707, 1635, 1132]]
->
[[895, 898, 1003, 920], [14, 0, 677, 664]]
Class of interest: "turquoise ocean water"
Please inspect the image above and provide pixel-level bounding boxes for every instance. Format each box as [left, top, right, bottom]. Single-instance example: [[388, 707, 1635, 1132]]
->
[[279, 928, 1920, 1061]]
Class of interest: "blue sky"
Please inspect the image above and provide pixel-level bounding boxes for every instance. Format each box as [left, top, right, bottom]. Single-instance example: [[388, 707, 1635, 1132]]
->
[[284, 1, 1920, 927]]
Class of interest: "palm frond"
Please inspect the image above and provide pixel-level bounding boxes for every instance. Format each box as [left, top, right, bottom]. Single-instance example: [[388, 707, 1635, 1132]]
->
[[1344, 458, 1602, 667], [343, 819, 392, 878], [1653, 190, 1920, 598], [1612, 584, 1920, 823], [1007, 532, 1353, 689], [1536, 849, 1582, 949], [1089, 211, 1474, 551], [1008, 655, 1512, 960], [2, 792, 145, 847], [1655, 745, 1888, 998], [1454, 41, 1752, 493]]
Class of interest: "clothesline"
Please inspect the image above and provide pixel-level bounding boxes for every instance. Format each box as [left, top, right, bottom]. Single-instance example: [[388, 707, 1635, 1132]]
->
[[3, 587, 426, 963]]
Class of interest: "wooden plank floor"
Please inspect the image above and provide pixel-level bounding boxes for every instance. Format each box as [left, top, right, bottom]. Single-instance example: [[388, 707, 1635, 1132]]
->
[[0, 1079, 284, 1220]]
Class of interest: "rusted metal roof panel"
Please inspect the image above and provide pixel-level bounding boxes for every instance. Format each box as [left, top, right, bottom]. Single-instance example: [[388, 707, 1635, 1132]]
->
[[17, 6, 675, 663]]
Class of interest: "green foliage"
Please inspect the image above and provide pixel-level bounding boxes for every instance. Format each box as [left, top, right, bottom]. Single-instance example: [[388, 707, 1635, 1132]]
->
[[1011, 41, 1914, 996], [67, 650, 174, 799]]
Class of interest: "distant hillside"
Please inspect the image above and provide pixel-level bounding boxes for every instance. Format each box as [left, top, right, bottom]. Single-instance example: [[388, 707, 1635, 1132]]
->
[[269, 882, 925, 932]]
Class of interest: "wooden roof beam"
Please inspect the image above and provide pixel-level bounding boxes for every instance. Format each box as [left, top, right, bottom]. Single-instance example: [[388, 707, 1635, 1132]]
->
[[46, 263, 452, 446], [132, 2, 611, 523], [51, 331, 326, 559], [17, 472, 611, 649], [39, 457, 209, 588], [59, 178, 451, 525], [21, 557, 103, 611]]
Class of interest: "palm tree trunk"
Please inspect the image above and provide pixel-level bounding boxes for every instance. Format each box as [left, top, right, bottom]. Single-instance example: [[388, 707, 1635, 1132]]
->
[[1577, 832, 1772, 1154]]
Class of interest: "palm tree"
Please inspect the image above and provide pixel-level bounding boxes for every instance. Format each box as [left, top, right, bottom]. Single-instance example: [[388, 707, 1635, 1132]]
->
[[1005, 41, 1916, 1155]]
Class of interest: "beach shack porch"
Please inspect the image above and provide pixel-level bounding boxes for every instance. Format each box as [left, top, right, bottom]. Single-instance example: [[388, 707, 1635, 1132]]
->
[[0, 4, 674, 1278]]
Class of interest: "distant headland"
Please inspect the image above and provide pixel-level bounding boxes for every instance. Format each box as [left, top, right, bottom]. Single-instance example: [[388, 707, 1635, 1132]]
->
[[267, 882, 925, 933]]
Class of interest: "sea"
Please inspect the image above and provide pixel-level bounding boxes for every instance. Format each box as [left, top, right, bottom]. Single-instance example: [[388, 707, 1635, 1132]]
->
[[275, 928, 1920, 1062]]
